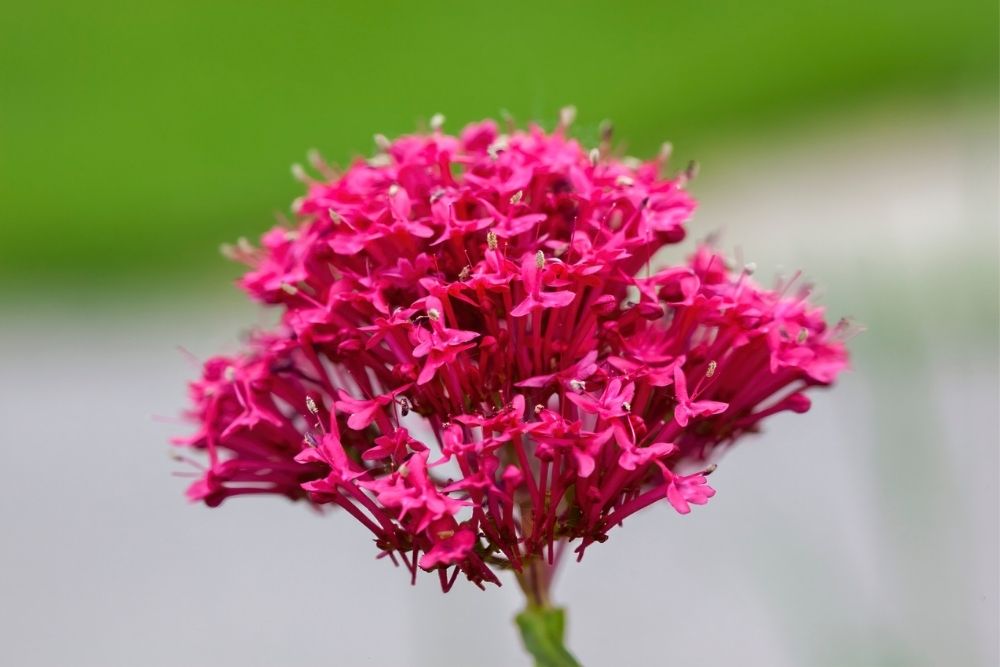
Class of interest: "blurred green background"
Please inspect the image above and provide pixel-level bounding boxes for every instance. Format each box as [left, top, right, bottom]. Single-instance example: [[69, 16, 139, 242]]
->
[[1, 0, 995, 294], [1, 3, 997, 667]]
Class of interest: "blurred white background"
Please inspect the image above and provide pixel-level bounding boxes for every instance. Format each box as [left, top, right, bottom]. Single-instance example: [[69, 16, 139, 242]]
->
[[1, 105, 996, 666]]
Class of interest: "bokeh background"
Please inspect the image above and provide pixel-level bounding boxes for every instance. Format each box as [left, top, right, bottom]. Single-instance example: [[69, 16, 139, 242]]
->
[[1, 2, 997, 665]]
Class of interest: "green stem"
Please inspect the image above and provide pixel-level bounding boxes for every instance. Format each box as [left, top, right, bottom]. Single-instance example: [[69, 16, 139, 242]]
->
[[515, 604, 582, 667], [514, 557, 582, 666]]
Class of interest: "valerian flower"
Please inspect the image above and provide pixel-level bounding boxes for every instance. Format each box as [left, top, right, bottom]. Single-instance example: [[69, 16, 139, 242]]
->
[[174, 111, 850, 651]]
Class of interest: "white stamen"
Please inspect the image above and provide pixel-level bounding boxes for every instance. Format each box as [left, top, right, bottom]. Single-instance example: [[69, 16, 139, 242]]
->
[[328, 208, 342, 223], [559, 105, 577, 129], [589, 148, 600, 166], [615, 175, 635, 187], [622, 401, 632, 412], [427, 307, 441, 321], [280, 283, 298, 295], [658, 142, 674, 164], [290, 163, 310, 183], [388, 183, 400, 197], [569, 379, 586, 392]]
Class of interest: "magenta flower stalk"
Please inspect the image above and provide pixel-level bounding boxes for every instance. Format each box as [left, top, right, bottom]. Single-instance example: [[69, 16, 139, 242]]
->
[[173, 109, 849, 665]]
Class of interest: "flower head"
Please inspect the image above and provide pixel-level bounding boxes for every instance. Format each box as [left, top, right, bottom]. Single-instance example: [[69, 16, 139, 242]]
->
[[174, 112, 849, 590]]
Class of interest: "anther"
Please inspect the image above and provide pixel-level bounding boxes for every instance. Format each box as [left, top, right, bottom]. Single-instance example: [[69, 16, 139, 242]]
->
[[534, 404, 544, 415], [458, 266, 471, 281], [702, 463, 718, 476], [622, 401, 632, 412], [558, 105, 577, 129], [743, 262, 757, 276], [535, 250, 545, 269], [427, 308, 441, 321], [306, 396, 319, 415], [399, 464, 409, 478], [223, 366, 236, 382], [615, 175, 635, 187], [487, 137, 508, 160], [599, 119, 614, 144], [683, 160, 700, 183], [280, 283, 299, 295], [658, 142, 673, 165], [797, 328, 809, 344], [429, 113, 445, 132], [328, 208, 342, 223], [569, 379, 586, 392], [388, 183, 401, 197], [589, 148, 600, 166], [509, 190, 523, 205], [291, 163, 310, 184], [706, 361, 717, 378], [487, 230, 498, 250]]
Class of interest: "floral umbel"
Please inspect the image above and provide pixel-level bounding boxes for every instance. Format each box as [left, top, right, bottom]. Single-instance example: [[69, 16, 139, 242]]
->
[[174, 109, 850, 665]]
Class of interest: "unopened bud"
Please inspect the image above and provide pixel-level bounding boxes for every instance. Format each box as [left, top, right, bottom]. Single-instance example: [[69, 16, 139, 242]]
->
[[374, 133, 391, 151], [743, 262, 757, 276], [429, 113, 445, 131]]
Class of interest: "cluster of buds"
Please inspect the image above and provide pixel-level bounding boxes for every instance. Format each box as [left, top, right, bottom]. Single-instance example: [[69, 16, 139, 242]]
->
[[175, 112, 849, 591]]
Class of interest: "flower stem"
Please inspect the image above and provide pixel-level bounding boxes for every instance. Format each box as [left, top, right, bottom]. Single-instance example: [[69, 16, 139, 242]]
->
[[514, 559, 582, 666]]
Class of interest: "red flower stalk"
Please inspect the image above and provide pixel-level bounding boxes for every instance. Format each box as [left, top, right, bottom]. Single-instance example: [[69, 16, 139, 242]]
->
[[174, 111, 850, 651]]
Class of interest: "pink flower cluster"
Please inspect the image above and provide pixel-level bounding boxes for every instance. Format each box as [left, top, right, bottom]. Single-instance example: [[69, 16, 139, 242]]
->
[[175, 114, 849, 591]]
